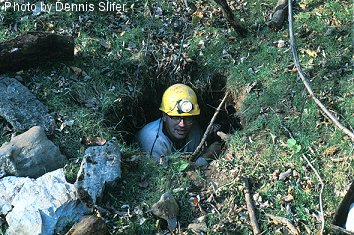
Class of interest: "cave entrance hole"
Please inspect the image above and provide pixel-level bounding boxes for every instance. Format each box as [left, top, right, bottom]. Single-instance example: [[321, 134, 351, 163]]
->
[[105, 74, 242, 146]]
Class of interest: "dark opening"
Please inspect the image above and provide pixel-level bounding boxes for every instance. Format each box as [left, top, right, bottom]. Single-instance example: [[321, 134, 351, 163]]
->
[[104, 73, 242, 144]]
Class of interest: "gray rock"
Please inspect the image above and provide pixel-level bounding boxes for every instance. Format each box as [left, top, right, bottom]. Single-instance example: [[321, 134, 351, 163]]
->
[[0, 76, 55, 133], [0, 176, 32, 215], [1, 169, 89, 235], [151, 192, 179, 232], [0, 126, 67, 178], [188, 221, 208, 232], [75, 141, 121, 206]]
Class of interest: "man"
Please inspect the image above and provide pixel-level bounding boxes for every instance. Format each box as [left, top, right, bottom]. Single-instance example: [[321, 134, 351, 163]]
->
[[137, 84, 221, 166]]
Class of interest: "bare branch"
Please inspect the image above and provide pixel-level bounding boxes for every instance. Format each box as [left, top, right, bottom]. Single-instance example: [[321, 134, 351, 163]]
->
[[287, 0, 354, 141], [301, 154, 325, 234], [243, 178, 261, 234], [266, 214, 299, 235], [213, 0, 247, 36], [189, 92, 229, 161]]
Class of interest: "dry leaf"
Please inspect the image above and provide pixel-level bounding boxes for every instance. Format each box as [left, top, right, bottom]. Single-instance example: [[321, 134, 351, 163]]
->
[[191, 10, 203, 19], [305, 49, 317, 57], [82, 137, 107, 146], [284, 194, 294, 202], [323, 146, 338, 156], [225, 153, 234, 160], [304, 186, 311, 193], [266, 214, 299, 235]]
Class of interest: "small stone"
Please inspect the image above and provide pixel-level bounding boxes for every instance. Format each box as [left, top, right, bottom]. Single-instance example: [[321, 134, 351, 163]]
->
[[277, 40, 286, 48], [75, 141, 121, 206], [0, 126, 66, 178], [188, 221, 208, 232], [284, 194, 294, 202], [248, 67, 255, 75], [66, 215, 109, 235], [279, 169, 292, 181], [151, 192, 179, 232]]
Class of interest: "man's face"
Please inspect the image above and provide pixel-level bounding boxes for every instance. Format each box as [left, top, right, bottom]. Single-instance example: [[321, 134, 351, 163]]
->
[[163, 114, 194, 141]]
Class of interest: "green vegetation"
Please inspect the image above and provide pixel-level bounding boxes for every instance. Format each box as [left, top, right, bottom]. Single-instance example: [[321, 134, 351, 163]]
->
[[0, 0, 352, 234]]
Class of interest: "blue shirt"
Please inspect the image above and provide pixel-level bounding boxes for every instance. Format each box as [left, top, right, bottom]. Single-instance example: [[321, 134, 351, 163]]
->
[[137, 118, 203, 161]]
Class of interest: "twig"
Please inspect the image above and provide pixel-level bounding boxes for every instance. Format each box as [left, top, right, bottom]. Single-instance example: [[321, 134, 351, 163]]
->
[[208, 202, 221, 215], [243, 178, 261, 234], [330, 157, 351, 163], [269, 107, 294, 139], [301, 154, 325, 234], [288, 0, 354, 141], [266, 214, 299, 235], [213, 0, 247, 36], [189, 92, 229, 161]]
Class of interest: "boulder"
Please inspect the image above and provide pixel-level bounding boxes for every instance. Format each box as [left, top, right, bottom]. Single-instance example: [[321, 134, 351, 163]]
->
[[66, 215, 109, 235], [75, 141, 121, 206], [1, 169, 90, 235], [0, 126, 67, 178], [0, 76, 55, 133], [0, 176, 32, 215]]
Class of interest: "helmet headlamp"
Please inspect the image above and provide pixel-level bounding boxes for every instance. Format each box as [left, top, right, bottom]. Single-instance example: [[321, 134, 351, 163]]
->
[[177, 99, 193, 113]]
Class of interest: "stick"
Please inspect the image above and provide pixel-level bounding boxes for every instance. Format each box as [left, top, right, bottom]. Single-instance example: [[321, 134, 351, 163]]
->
[[287, 0, 354, 141], [301, 154, 324, 234], [243, 178, 261, 234], [330, 157, 351, 163], [266, 214, 299, 235], [189, 92, 229, 161], [269, 107, 294, 139], [213, 0, 247, 36]]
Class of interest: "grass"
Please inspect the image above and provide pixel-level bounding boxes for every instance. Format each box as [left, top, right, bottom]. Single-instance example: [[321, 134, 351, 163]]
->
[[0, 0, 353, 234]]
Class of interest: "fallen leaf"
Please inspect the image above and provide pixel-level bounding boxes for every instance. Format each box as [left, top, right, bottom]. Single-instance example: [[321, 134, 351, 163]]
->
[[225, 153, 234, 160], [191, 10, 203, 19], [284, 194, 294, 202], [305, 49, 317, 57], [193, 196, 199, 206], [304, 186, 311, 193], [323, 146, 338, 156]]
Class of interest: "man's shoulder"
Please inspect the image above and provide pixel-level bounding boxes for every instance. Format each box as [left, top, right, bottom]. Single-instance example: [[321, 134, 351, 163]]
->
[[139, 118, 161, 133], [137, 118, 163, 142]]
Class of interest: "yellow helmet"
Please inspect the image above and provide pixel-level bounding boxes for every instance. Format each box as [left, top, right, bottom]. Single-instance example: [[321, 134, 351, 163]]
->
[[159, 84, 200, 116]]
